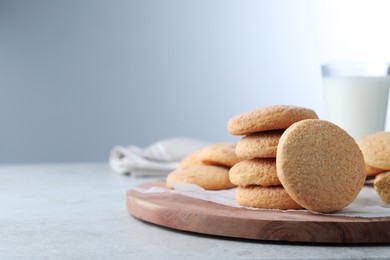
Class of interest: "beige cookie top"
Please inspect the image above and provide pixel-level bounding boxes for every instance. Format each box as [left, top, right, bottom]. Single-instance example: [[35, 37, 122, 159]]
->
[[199, 143, 243, 167], [227, 105, 318, 136], [166, 165, 235, 190], [276, 119, 366, 213], [229, 158, 281, 186], [235, 130, 283, 159], [358, 132, 390, 170]]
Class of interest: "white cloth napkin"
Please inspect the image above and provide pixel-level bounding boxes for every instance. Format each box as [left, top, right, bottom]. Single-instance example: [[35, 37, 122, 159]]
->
[[109, 137, 210, 177]]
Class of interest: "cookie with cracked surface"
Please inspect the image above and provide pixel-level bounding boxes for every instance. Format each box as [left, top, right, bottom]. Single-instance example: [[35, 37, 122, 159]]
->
[[229, 158, 281, 186], [227, 105, 318, 136], [358, 132, 390, 171], [235, 130, 284, 159], [166, 165, 235, 190], [374, 172, 390, 203], [276, 119, 366, 213], [235, 185, 303, 209]]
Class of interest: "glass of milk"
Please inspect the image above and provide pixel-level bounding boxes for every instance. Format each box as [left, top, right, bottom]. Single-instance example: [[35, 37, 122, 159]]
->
[[322, 62, 390, 140]]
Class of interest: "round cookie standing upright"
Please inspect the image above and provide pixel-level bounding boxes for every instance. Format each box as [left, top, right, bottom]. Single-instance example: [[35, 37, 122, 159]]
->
[[276, 119, 366, 213], [227, 105, 318, 136]]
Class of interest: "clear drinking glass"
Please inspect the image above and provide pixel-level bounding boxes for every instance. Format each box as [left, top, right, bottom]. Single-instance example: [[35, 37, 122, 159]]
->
[[321, 62, 390, 140]]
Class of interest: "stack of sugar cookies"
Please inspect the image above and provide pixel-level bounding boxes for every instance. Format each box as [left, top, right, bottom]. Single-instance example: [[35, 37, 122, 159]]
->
[[227, 105, 319, 209], [227, 105, 367, 213], [358, 132, 390, 203], [164, 103, 367, 213], [228, 105, 318, 209], [166, 143, 243, 190]]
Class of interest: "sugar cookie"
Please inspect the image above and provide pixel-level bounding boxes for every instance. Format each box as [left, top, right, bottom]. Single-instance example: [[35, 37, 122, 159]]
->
[[229, 158, 281, 186], [227, 105, 318, 136], [178, 147, 207, 169], [235, 185, 303, 209], [166, 165, 235, 190], [235, 130, 283, 159], [277, 119, 366, 213], [199, 143, 243, 167]]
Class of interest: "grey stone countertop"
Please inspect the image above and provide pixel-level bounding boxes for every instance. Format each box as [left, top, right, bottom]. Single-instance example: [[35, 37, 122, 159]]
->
[[1, 163, 389, 260]]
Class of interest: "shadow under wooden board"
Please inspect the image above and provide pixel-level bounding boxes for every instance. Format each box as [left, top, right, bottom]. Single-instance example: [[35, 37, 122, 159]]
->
[[127, 181, 390, 244]]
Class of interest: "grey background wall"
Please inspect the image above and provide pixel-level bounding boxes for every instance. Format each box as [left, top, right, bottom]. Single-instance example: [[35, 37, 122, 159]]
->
[[1, 0, 389, 163]]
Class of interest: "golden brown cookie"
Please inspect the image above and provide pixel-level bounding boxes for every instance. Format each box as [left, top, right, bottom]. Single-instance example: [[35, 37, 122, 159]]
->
[[229, 158, 281, 186], [358, 132, 390, 170], [199, 143, 243, 167], [235, 185, 303, 209], [276, 119, 366, 213], [374, 172, 390, 203], [227, 105, 318, 136], [166, 165, 235, 190], [235, 130, 284, 159], [178, 147, 207, 169]]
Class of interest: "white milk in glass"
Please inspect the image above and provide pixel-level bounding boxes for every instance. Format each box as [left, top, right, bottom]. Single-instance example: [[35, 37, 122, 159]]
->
[[323, 76, 390, 140]]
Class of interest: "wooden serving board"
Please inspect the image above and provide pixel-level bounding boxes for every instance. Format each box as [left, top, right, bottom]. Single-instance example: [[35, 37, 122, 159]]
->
[[127, 181, 390, 244]]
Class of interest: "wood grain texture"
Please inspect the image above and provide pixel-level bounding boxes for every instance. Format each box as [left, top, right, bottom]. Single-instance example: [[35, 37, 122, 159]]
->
[[127, 181, 390, 244]]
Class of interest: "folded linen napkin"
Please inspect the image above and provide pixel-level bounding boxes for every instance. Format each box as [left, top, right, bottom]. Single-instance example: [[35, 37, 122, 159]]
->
[[109, 137, 210, 177]]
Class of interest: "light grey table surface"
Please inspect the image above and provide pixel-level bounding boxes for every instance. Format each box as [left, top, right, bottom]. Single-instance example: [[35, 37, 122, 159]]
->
[[1, 163, 389, 260]]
